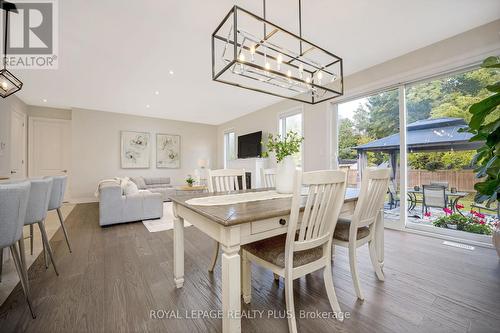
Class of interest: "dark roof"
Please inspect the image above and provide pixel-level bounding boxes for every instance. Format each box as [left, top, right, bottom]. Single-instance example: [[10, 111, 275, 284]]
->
[[355, 118, 483, 152]]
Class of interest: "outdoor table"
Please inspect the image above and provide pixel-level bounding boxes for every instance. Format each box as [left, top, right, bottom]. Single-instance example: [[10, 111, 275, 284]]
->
[[407, 188, 468, 215]]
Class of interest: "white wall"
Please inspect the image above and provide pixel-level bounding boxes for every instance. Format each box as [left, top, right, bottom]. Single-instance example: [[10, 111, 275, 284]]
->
[[0, 96, 27, 178], [216, 19, 500, 170], [71, 108, 217, 201]]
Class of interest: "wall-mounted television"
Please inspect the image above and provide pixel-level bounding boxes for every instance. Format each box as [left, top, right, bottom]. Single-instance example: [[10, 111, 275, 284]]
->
[[237, 131, 262, 159]]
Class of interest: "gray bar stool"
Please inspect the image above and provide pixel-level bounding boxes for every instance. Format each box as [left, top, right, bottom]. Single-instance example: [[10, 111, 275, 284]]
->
[[22, 178, 59, 276], [0, 181, 36, 318], [44, 175, 71, 253]]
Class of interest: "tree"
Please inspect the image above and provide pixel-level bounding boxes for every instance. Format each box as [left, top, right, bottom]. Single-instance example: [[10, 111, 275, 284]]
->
[[338, 118, 360, 160]]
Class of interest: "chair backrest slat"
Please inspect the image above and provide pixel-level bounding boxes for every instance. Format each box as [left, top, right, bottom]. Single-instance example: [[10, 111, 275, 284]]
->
[[351, 168, 391, 229], [207, 169, 246, 193], [287, 170, 347, 254], [261, 168, 276, 188]]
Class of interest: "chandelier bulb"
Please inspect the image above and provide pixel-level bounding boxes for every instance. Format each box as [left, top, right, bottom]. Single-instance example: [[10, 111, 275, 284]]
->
[[265, 62, 271, 71], [317, 71, 323, 85], [250, 45, 255, 62], [1, 81, 8, 91], [238, 53, 245, 62], [277, 53, 283, 71]]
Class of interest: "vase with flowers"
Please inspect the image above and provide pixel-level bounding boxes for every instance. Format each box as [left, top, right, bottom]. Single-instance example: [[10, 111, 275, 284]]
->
[[262, 131, 304, 194]]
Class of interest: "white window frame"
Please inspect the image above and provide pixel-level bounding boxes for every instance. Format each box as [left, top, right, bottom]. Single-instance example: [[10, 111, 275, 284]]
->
[[277, 106, 304, 167], [223, 129, 235, 169]]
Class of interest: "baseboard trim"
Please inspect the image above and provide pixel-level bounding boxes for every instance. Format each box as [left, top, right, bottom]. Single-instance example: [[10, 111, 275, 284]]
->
[[70, 197, 98, 204]]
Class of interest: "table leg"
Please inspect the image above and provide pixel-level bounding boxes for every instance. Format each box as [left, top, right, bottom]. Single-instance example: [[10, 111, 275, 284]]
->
[[173, 215, 184, 289], [375, 209, 385, 276], [222, 244, 241, 333]]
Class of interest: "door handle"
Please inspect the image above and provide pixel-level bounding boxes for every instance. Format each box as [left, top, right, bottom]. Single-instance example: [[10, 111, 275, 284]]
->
[[10, 170, 16, 174], [62, 170, 67, 173]]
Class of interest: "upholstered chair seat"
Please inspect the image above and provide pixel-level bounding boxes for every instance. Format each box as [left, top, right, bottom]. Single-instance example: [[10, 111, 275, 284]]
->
[[333, 217, 370, 242], [242, 234, 323, 268]]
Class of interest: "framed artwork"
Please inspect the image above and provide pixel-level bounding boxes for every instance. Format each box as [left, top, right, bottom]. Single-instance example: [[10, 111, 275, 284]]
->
[[156, 133, 180, 168], [121, 131, 151, 168]]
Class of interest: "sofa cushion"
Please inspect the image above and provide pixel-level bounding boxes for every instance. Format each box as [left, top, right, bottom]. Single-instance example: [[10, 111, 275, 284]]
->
[[144, 177, 170, 185], [130, 176, 147, 189]]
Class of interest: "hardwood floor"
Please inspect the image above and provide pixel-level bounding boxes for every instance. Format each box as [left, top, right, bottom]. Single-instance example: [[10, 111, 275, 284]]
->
[[0, 203, 499, 333]]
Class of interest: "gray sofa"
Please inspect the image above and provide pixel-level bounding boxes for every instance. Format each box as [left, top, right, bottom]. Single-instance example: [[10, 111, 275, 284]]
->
[[98, 180, 163, 226], [130, 176, 175, 202]]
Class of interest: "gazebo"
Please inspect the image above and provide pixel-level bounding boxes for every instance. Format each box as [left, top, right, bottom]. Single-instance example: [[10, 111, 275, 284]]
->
[[354, 117, 483, 181]]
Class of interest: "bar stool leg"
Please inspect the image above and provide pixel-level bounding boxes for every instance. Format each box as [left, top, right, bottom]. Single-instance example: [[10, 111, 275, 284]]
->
[[30, 225, 34, 256], [57, 208, 72, 253], [10, 244, 36, 318], [38, 221, 59, 276]]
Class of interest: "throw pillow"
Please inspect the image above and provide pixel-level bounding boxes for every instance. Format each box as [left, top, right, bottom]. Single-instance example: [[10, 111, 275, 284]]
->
[[123, 179, 139, 196]]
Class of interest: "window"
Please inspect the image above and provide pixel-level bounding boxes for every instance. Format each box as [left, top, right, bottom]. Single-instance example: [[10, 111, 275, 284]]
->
[[331, 64, 499, 242], [404, 67, 499, 238], [335, 88, 400, 227], [278, 109, 303, 166], [223, 131, 235, 168]]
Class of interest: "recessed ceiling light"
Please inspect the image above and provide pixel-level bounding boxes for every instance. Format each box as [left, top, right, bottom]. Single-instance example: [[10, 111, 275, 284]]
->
[[169, 70, 174, 75], [154, 90, 160, 95], [42, 99, 47, 103], [146, 104, 150, 108]]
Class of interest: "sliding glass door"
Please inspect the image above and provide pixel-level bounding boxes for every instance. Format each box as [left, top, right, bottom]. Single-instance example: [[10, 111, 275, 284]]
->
[[335, 88, 401, 228], [404, 67, 499, 242]]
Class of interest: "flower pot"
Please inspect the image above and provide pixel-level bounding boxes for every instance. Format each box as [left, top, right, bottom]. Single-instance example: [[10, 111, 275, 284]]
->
[[493, 224, 500, 258], [446, 224, 457, 230], [275, 156, 296, 194]]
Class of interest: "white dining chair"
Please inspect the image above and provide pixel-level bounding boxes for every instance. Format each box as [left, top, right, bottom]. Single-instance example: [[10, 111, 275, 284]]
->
[[206, 168, 246, 272], [260, 168, 276, 188], [242, 169, 347, 332], [332, 168, 390, 300]]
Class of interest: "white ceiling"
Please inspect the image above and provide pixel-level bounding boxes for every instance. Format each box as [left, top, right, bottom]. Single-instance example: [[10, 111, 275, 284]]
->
[[14, 0, 500, 125]]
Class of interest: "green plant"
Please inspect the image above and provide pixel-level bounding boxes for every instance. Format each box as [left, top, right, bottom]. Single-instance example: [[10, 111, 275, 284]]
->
[[261, 131, 304, 163], [462, 56, 500, 206], [185, 175, 195, 186], [432, 213, 493, 235]]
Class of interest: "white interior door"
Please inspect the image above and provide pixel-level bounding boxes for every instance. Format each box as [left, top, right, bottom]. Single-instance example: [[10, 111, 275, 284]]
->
[[29, 117, 71, 199], [10, 109, 27, 179]]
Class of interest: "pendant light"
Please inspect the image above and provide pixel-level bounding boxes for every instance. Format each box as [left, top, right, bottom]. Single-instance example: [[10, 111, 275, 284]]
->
[[212, 0, 343, 104], [0, 1, 22, 98]]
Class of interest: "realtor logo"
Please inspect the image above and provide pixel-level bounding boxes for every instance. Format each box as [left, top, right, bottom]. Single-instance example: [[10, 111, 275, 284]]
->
[[2, 0, 58, 69]]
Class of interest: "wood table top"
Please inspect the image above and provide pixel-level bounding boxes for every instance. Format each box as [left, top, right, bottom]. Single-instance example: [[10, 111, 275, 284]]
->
[[170, 187, 359, 226]]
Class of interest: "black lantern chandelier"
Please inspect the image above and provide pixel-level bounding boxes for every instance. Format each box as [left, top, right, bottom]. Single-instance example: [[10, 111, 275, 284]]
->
[[212, 0, 343, 104], [0, 1, 22, 98]]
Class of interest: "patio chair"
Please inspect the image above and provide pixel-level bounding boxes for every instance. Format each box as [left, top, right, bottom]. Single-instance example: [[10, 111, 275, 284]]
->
[[430, 181, 449, 189], [471, 202, 499, 218], [388, 180, 399, 209], [422, 185, 447, 216]]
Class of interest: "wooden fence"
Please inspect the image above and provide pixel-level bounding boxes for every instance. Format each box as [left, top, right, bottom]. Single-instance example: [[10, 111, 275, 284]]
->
[[346, 169, 478, 192]]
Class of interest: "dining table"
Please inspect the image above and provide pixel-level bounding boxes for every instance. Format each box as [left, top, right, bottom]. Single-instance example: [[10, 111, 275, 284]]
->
[[169, 187, 385, 333]]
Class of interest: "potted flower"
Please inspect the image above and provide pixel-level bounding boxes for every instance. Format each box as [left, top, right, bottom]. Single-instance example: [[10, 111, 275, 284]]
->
[[185, 175, 195, 187], [262, 131, 304, 194]]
